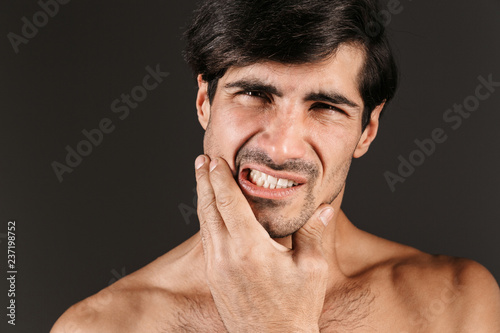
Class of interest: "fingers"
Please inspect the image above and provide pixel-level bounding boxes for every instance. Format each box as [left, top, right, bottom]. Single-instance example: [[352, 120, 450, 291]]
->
[[208, 157, 269, 240], [195, 155, 227, 255], [292, 204, 334, 255], [292, 205, 346, 278], [291, 205, 336, 287]]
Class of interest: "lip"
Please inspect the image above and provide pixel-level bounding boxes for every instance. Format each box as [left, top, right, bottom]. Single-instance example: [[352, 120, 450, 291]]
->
[[237, 164, 306, 200]]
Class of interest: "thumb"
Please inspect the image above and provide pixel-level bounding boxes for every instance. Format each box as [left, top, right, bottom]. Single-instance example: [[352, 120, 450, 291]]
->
[[292, 205, 334, 253]]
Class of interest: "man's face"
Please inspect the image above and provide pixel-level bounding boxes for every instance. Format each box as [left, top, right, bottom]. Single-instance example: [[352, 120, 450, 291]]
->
[[197, 44, 380, 238]]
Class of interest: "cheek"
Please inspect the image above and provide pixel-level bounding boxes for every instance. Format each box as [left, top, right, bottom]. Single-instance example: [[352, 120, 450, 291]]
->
[[204, 108, 260, 169], [313, 122, 360, 161], [313, 124, 359, 189]]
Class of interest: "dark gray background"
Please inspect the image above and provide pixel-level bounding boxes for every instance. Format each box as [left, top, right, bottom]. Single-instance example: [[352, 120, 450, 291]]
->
[[1, 0, 499, 332]]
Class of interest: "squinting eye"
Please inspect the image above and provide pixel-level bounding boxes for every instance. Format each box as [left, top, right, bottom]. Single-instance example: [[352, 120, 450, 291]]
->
[[240, 90, 269, 100], [311, 103, 345, 114]]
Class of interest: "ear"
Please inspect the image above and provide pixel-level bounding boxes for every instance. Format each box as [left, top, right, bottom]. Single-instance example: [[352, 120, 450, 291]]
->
[[196, 74, 211, 130], [353, 102, 385, 158]]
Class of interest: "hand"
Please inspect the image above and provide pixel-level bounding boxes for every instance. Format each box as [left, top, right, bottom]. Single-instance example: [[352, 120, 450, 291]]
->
[[195, 155, 336, 332]]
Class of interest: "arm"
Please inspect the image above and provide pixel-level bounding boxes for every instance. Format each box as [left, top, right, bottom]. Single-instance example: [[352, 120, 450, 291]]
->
[[51, 287, 131, 333], [51, 300, 100, 333], [455, 260, 500, 332]]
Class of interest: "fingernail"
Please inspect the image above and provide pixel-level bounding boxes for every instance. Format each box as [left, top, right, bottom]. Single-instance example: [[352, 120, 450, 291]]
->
[[195, 155, 206, 170], [319, 207, 334, 226], [209, 158, 218, 172]]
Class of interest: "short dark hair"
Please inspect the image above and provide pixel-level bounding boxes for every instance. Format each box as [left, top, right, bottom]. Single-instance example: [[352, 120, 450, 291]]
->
[[184, 0, 399, 129]]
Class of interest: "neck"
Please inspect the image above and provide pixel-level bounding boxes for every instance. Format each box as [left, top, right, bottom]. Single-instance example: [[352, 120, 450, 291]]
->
[[272, 185, 348, 250], [177, 186, 362, 292]]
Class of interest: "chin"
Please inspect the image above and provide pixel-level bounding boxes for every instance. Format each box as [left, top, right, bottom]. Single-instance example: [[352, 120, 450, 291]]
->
[[260, 220, 301, 238], [245, 191, 317, 238], [253, 206, 315, 238]]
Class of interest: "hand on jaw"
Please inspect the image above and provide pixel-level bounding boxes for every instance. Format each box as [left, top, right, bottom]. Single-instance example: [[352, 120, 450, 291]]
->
[[195, 154, 345, 332]]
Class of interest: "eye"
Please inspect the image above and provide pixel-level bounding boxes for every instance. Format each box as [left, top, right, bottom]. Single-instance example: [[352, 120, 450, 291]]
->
[[310, 102, 345, 114], [239, 90, 270, 101]]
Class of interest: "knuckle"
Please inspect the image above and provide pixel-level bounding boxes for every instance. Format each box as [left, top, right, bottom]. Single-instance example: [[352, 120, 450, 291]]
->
[[300, 224, 323, 240], [195, 168, 209, 182], [198, 197, 217, 214], [196, 183, 212, 202], [234, 244, 262, 263], [216, 192, 238, 209]]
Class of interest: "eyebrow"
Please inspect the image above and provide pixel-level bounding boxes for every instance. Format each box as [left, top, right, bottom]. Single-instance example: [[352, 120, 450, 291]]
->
[[305, 92, 361, 110], [224, 79, 361, 110], [224, 79, 283, 97]]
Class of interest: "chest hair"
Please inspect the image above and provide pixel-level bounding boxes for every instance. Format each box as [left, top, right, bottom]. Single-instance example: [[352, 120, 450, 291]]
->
[[319, 281, 375, 332], [161, 282, 374, 333]]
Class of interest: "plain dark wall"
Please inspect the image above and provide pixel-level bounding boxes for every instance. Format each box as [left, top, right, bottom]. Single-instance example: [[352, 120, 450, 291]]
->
[[1, 0, 499, 332]]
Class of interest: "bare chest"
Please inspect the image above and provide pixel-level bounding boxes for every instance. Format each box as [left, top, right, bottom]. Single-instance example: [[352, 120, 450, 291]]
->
[[162, 284, 379, 333]]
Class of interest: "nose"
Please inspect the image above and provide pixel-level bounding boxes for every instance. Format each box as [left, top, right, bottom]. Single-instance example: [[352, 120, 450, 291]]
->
[[254, 112, 308, 165]]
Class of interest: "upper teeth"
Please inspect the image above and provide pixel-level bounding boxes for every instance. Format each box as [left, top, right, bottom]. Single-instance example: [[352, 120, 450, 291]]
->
[[249, 169, 298, 189]]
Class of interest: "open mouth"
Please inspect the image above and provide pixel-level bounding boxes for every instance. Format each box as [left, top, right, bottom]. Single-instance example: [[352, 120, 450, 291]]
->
[[248, 169, 299, 189], [238, 166, 305, 199]]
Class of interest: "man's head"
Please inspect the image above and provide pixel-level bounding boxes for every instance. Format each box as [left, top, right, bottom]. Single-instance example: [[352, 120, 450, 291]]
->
[[184, 0, 398, 238]]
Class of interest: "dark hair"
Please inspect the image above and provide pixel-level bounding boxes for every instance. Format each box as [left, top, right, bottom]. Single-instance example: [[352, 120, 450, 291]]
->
[[184, 0, 398, 129]]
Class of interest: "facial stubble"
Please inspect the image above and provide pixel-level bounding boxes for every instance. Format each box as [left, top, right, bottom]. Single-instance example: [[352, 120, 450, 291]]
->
[[235, 148, 351, 238], [203, 116, 353, 239]]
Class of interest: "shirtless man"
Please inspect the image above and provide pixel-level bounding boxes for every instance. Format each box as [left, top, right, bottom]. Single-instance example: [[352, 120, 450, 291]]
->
[[52, 0, 500, 332]]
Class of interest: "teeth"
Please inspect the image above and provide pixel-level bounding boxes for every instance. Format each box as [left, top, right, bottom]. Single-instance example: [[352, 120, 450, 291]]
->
[[256, 177, 265, 187], [277, 178, 288, 187], [247, 169, 299, 189]]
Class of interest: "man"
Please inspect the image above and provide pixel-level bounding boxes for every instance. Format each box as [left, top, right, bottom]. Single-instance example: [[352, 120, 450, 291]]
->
[[52, 0, 500, 331]]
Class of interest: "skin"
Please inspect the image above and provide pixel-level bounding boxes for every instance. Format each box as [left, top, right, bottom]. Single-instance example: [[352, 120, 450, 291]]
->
[[51, 44, 500, 333]]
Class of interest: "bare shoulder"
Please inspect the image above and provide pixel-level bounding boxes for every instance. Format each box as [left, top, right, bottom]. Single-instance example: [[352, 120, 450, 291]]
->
[[441, 257, 500, 331], [50, 273, 177, 333], [386, 246, 500, 332], [51, 234, 220, 333], [51, 270, 222, 333], [390, 249, 500, 301]]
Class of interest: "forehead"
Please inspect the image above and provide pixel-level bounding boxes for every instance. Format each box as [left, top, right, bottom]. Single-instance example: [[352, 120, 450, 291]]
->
[[220, 44, 366, 103]]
